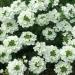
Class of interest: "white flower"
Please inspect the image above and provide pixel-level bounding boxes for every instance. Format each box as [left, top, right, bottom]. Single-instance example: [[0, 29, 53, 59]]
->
[[60, 46, 75, 63], [7, 59, 27, 75], [36, 13, 49, 26], [62, 32, 72, 45], [54, 61, 72, 75], [3, 36, 22, 53], [71, 26, 75, 37], [61, 3, 75, 19], [33, 42, 46, 56], [29, 56, 46, 74], [42, 27, 56, 40], [52, 0, 59, 7], [22, 56, 28, 63], [1, 17, 18, 34], [43, 45, 60, 63], [0, 27, 7, 41], [68, 39, 75, 47], [10, 0, 27, 14], [18, 9, 35, 28], [20, 31, 37, 46], [0, 7, 15, 21], [0, 45, 12, 64], [47, 9, 60, 23], [28, 0, 50, 13], [0, 69, 3, 74], [54, 20, 72, 32]]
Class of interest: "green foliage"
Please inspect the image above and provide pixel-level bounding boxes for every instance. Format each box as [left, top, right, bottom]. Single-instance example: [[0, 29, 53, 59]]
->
[[0, 0, 75, 7], [0, 0, 15, 7], [0, 0, 30, 7]]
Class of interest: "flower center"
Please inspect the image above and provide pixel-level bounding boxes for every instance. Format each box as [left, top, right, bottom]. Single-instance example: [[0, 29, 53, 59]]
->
[[8, 40, 16, 46], [14, 65, 20, 70], [0, 53, 6, 58], [24, 34, 32, 39], [24, 16, 30, 22], [48, 31, 52, 35], [41, 16, 45, 19], [60, 66, 67, 73], [7, 22, 13, 27], [17, 2, 20, 5], [50, 50, 56, 56], [35, 62, 40, 67], [66, 50, 72, 57]]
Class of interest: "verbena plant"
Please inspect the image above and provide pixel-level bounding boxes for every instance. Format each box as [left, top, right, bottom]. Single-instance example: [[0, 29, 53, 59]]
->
[[0, 0, 75, 75]]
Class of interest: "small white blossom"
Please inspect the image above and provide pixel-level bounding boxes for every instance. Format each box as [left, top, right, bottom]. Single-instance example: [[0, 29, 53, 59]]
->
[[10, 0, 27, 14], [20, 31, 37, 46], [71, 26, 75, 37], [36, 13, 49, 26], [54, 61, 72, 75], [0, 7, 15, 21], [1, 17, 18, 34], [42, 27, 57, 40], [0, 27, 7, 41], [61, 3, 75, 19], [54, 20, 72, 32], [33, 42, 46, 56], [68, 39, 75, 47], [43, 45, 60, 63], [29, 56, 46, 74], [3, 36, 22, 53], [0, 45, 12, 63], [18, 9, 35, 28], [60, 46, 75, 63], [22, 56, 28, 63], [52, 0, 59, 7], [0, 69, 3, 74], [7, 59, 27, 75], [47, 9, 60, 23], [28, 0, 50, 13], [62, 32, 72, 45]]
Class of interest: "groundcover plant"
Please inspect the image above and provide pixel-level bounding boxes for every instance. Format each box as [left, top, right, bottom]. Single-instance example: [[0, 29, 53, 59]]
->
[[0, 0, 75, 75]]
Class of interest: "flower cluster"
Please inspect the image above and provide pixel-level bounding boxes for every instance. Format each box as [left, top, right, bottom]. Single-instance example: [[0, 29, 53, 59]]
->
[[0, 0, 75, 75]]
